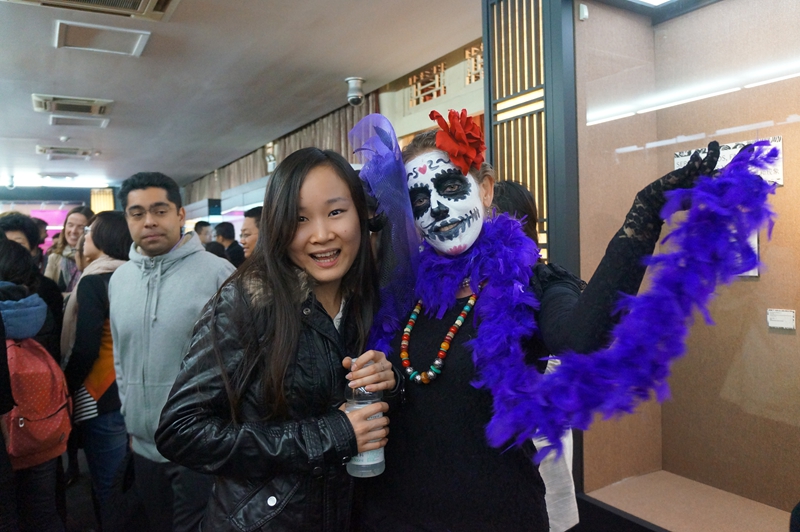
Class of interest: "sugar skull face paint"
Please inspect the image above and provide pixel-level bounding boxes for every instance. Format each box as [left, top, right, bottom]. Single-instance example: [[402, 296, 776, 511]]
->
[[405, 150, 484, 255]]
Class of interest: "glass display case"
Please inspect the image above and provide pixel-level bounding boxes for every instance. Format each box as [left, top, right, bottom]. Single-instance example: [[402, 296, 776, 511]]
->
[[574, 1, 799, 530]]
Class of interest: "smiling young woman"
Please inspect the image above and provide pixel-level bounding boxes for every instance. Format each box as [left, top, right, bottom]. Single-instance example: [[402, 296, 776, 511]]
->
[[45, 205, 94, 294], [156, 147, 400, 531]]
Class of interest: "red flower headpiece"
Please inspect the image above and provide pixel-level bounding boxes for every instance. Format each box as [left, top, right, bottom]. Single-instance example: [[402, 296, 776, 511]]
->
[[430, 109, 486, 176]]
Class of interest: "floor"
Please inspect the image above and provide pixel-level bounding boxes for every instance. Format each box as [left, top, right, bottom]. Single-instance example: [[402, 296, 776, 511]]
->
[[65, 450, 99, 532], [588, 470, 790, 532]]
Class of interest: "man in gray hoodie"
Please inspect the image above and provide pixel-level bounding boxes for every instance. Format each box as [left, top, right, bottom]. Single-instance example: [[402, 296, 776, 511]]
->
[[109, 172, 235, 532]]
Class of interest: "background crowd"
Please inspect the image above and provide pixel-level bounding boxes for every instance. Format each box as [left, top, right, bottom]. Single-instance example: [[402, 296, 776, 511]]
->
[[0, 174, 253, 532], [0, 166, 547, 532]]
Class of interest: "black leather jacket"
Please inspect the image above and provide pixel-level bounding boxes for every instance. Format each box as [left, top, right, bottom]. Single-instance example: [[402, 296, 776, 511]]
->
[[156, 282, 365, 531]]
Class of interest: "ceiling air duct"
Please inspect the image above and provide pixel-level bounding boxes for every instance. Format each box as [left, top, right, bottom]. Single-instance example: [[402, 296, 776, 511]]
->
[[32, 94, 113, 116], [1, 0, 181, 21]]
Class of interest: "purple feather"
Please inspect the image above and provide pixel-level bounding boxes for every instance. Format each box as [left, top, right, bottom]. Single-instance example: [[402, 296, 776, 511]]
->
[[355, 111, 778, 465], [349, 115, 420, 355], [483, 141, 777, 460]]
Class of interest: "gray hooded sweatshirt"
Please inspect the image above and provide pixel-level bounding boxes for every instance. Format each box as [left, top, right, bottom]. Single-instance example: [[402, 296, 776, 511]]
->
[[109, 233, 235, 462]]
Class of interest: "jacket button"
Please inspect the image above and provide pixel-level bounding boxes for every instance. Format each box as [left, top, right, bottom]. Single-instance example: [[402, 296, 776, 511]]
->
[[267, 496, 277, 507], [303, 308, 311, 316], [312, 466, 323, 476], [342, 456, 350, 464]]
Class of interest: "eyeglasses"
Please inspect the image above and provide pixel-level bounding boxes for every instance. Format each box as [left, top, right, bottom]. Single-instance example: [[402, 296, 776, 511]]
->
[[126, 205, 173, 221], [83, 226, 92, 235]]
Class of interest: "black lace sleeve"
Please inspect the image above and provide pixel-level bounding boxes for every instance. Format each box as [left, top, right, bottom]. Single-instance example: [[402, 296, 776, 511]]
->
[[535, 142, 720, 356]]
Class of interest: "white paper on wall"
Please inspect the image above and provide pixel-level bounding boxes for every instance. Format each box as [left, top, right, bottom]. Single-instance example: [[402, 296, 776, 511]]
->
[[673, 136, 783, 186], [674, 139, 779, 277]]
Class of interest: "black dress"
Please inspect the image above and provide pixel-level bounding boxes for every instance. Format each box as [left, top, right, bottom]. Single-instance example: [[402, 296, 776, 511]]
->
[[359, 238, 659, 530]]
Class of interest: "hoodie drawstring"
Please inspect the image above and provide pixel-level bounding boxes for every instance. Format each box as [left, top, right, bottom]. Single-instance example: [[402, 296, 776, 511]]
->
[[151, 260, 162, 322], [138, 258, 162, 323]]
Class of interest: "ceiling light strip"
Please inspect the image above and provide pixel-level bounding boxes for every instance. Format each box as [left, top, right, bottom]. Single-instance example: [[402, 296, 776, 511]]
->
[[744, 72, 800, 89], [586, 112, 635, 126], [636, 88, 741, 114], [715, 121, 775, 136]]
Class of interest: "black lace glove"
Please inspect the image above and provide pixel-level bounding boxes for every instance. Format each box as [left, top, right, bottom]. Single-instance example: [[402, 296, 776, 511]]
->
[[621, 141, 720, 242], [566, 141, 721, 353]]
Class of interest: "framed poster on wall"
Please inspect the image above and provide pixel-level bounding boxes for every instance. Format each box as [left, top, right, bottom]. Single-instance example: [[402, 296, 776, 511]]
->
[[674, 136, 783, 186]]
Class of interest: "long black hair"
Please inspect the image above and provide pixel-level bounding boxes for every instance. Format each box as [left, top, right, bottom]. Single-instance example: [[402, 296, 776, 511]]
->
[[214, 147, 377, 421]]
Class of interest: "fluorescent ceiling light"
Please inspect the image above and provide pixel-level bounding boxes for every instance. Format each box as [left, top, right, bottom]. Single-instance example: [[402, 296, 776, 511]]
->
[[221, 202, 263, 215], [615, 145, 643, 154], [637, 88, 741, 114], [1, 174, 109, 188], [586, 112, 635, 126], [630, 0, 674, 5], [38, 172, 77, 179], [744, 72, 800, 89], [676, 133, 707, 143], [645, 138, 677, 149]]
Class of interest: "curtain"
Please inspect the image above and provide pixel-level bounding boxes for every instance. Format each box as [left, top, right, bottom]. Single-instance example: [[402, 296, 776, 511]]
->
[[274, 92, 379, 164], [183, 92, 378, 203], [183, 146, 266, 205]]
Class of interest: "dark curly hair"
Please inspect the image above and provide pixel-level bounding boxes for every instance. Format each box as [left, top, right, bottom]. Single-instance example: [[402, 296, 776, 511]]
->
[[0, 212, 40, 250], [0, 239, 39, 290], [118, 172, 182, 211]]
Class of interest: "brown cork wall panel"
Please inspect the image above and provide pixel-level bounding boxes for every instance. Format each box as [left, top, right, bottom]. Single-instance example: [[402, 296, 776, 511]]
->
[[650, 0, 800, 512], [575, 0, 800, 511]]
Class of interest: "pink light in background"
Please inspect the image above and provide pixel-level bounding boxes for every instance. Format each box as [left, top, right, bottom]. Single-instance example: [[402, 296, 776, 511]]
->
[[30, 209, 71, 251]]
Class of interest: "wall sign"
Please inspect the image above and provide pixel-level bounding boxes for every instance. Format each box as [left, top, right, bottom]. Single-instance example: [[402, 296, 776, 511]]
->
[[674, 136, 783, 186]]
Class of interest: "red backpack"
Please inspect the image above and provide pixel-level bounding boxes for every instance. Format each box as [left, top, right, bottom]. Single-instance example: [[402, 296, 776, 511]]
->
[[4, 338, 72, 470]]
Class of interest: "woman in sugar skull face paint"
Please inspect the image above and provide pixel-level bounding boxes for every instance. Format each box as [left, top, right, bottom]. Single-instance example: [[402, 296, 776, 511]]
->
[[406, 150, 489, 256], [354, 109, 722, 532]]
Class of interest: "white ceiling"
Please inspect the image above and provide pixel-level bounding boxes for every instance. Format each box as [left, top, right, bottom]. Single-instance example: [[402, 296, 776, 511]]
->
[[0, 0, 482, 189]]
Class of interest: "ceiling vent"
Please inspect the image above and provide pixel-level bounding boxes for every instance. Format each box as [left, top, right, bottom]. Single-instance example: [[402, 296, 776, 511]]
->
[[49, 114, 110, 128], [36, 145, 94, 160], [32, 94, 113, 116], [1, 0, 181, 21], [55, 20, 151, 57]]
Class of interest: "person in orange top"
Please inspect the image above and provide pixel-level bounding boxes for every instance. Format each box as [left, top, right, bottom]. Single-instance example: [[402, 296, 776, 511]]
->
[[61, 211, 132, 523]]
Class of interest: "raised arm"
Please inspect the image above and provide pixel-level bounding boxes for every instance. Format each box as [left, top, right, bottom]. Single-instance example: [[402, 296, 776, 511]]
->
[[540, 142, 720, 355]]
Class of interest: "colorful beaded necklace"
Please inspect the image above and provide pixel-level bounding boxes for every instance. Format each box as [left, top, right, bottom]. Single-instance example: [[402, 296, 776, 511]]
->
[[400, 289, 478, 384]]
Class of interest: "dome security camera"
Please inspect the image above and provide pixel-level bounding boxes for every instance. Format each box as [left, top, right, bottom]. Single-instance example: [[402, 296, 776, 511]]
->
[[345, 77, 365, 106]]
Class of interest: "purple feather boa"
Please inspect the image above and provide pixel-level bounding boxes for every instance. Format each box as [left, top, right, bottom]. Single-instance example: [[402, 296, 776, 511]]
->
[[413, 142, 778, 463], [484, 142, 778, 461], [415, 213, 540, 321]]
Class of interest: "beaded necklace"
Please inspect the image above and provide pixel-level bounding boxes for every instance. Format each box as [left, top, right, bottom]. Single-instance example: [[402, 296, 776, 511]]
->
[[400, 279, 477, 384]]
